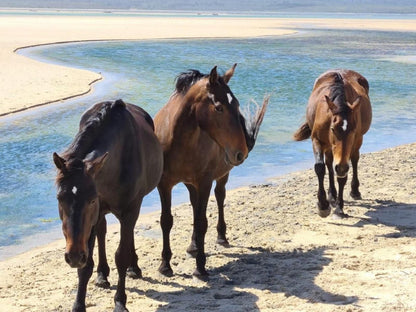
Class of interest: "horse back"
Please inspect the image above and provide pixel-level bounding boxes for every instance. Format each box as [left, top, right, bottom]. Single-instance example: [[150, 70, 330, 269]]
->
[[82, 100, 162, 206]]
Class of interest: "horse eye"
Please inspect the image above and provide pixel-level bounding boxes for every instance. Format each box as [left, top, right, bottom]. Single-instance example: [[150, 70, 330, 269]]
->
[[330, 127, 335, 132], [90, 199, 96, 205], [215, 104, 224, 112]]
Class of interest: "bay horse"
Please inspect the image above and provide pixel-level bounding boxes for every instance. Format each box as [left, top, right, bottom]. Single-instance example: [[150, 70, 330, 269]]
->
[[294, 69, 372, 218], [154, 64, 268, 280], [53, 99, 163, 312]]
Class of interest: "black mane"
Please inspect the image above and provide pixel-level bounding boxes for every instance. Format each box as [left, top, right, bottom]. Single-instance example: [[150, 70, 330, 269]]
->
[[175, 70, 206, 94], [329, 72, 349, 118], [64, 99, 126, 159]]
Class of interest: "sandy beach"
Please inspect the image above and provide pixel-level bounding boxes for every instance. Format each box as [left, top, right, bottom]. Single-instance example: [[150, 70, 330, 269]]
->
[[1, 11, 416, 116], [0, 142, 415, 311], [1, 9, 416, 312]]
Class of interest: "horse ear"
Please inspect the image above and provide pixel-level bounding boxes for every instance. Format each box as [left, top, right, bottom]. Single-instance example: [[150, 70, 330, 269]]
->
[[53, 152, 66, 171], [209, 66, 219, 86], [85, 152, 108, 177], [347, 96, 361, 110], [223, 63, 237, 84], [325, 95, 337, 113]]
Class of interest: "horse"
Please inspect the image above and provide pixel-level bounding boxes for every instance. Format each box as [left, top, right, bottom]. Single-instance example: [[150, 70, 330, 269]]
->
[[154, 64, 268, 280], [53, 99, 163, 312], [293, 69, 372, 218]]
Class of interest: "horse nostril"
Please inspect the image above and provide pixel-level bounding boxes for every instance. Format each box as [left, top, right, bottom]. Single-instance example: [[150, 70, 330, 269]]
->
[[64, 252, 71, 265], [236, 151, 244, 163], [80, 252, 87, 265], [335, 164, 349, 177]]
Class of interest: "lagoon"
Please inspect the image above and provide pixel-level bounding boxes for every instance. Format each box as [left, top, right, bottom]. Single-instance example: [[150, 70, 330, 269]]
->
[[1, 28, 416, 259]]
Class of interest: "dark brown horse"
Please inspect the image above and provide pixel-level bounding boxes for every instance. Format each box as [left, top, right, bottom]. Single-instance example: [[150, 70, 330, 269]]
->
[[294, 69, 372, 218], [154, 64, 268, 279], [53, 99, 163, 312]]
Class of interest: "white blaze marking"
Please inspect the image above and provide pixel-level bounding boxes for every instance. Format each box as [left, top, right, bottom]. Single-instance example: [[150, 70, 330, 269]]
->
[[227, 93, 233, 104], [342, 120, 348, 131], [72, 186, 78, 195]]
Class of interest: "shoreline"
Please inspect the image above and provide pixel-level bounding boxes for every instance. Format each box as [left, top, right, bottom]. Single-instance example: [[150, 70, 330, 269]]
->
[[1, 142, 415, 311], [1, 11, 416, 116]]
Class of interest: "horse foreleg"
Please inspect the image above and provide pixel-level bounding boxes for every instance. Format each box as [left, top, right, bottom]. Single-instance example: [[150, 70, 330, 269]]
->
[[192, 181, 212, 280], [215, 174, 229, 246], [350, 149, 362, 200], [158, 182, 174, 277], [127, 200, 143, 279], [333, 176, 348, 218], [313, 141, 330, 217], [72, 231, 96, 312], [95, 216, 110, 288], [325, 151, 337, 205], [114, 215, 138, 312]]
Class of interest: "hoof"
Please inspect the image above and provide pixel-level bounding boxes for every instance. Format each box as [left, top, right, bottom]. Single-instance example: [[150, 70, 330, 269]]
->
[[317, 201, 331, 218], [193, 269, 209, 282], [158, 263, 173, 277], [216, 236, 230, 247], [350, 191, 362, 200], [95, 273, 110, 289], [114, 301, 129, 312], [126, 266, 142, 279]]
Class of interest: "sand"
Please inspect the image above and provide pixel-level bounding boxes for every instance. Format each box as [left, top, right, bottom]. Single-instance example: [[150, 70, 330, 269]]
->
[[1, 10, 416, 312], [0, 142, 415, 311], [1, 11, 416, 116]]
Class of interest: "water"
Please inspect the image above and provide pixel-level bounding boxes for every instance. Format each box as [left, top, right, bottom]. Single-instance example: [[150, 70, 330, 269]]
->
[[1, 28, 416, 259]]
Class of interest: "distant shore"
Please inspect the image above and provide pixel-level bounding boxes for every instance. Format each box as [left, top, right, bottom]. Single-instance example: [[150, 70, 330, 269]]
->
[[1, 10, 416, 116]]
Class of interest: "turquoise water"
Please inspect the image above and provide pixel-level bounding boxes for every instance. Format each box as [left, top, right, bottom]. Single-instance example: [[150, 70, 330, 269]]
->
[[1, 28, 416, 258]]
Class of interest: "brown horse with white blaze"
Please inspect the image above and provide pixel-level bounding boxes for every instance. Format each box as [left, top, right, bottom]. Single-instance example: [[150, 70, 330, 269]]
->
[[294, 69, 372, 218], [53, 100, 163, 312], [155, 64, 268, 279]]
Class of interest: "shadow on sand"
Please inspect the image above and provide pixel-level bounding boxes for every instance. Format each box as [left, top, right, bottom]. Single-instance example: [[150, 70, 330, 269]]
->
[[125, 246, 357, 311]]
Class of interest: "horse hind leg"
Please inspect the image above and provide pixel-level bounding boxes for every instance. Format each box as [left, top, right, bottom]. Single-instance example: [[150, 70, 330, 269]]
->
[[215, 174, 229, 247], [185, 183, 199, 257]]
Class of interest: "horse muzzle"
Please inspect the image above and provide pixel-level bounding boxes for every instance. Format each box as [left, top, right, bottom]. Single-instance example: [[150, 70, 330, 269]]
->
[[335, 164, 349, 179], [65, 250, 88, 268], [224, 148, 246, 166]]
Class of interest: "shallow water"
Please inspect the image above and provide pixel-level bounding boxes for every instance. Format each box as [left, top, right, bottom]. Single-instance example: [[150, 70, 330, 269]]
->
[[1, 28, 416, 259]]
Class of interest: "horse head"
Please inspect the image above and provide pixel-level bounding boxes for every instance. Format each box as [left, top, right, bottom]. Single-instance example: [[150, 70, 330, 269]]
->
[[53, 152, 107, 268], [326, 95, 361, 178], [190, 64, 248, 166]]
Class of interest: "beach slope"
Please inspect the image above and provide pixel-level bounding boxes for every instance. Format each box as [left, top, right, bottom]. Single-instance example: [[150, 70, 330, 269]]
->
[[0, 143, 415, 311]]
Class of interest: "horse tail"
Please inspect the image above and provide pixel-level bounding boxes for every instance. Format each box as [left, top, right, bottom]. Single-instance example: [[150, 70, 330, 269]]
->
[[293, 122, 311, 141]]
